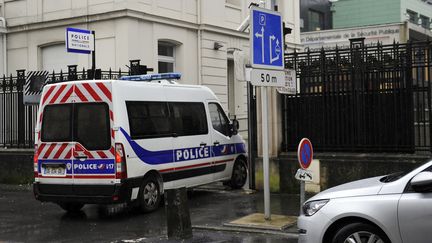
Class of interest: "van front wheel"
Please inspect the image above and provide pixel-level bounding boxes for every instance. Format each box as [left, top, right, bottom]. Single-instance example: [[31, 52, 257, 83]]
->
[[229, 158, 247, 189], [138, 175, 161, 213]]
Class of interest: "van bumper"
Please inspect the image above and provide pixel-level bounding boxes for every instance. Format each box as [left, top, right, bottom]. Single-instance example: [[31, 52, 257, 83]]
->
[[33, 180, 138, 204]]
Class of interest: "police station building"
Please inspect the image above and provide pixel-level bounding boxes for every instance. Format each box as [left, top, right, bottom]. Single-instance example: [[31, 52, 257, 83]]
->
[[0, 0, 301, 157]]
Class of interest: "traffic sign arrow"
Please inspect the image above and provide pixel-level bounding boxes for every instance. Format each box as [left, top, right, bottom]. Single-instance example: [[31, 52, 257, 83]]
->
[[255, 26, 265, 63]]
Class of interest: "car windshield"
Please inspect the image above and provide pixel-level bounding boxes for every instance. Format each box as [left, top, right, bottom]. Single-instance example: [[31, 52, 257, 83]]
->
[[380, 172, 409, 183], [379, 163, 428, 183]]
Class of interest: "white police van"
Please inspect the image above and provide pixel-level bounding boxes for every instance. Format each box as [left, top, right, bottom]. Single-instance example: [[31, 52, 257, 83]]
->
[[33, 73, 248, 213]]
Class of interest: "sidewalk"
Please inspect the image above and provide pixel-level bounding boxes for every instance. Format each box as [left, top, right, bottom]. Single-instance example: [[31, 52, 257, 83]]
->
[[139, 183, 301, 242], [189, 184, 300, 234]]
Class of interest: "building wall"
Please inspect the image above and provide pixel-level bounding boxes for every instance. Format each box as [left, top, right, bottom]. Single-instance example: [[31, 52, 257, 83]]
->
[[0, 0, 302, 157], [332, 0, 401, 29], [400, 0, 432, 24], [299, 0, 332, 32]]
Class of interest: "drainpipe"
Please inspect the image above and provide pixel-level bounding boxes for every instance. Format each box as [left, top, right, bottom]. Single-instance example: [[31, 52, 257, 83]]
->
[[0, 16, 6, 75], [197, 0, 202, 85]]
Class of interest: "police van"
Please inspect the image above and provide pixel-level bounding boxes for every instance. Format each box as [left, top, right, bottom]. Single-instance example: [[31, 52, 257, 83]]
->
[[33, 73, 248, 213]]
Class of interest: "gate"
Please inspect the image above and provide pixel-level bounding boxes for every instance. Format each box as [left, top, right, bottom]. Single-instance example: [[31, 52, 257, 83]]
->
[[283, 39, 432, 153], [0, 67, 128, 149]]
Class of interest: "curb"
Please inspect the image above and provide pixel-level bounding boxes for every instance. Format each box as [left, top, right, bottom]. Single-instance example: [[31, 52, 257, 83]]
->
[[192, 225, 299, 238]]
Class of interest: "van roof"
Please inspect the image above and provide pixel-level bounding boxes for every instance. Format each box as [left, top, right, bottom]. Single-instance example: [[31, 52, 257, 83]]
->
[[44, 79, 219, 101]]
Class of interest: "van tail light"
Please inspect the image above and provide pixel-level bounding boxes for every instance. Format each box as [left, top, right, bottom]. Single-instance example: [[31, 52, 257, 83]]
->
[[115, 143, 127, 179], [33, 145, 39, 178]]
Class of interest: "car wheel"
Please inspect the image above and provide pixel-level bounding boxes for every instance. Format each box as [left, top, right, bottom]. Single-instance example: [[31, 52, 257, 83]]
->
[[138, 175, 161, 213], [58, 202, 84, 213], [332, 222, 389, 243], [229, 158, 247, 189]]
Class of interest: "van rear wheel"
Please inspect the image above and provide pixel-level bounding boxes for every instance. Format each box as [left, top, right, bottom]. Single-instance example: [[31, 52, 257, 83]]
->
[[229, 158, 247, 189], [58, 202, 84, 213], [138, 175, 161, 213]]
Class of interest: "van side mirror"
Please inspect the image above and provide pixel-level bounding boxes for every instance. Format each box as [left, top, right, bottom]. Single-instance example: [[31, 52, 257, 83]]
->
[[411, 171, 432, 193], [230, 117, 239, 136]]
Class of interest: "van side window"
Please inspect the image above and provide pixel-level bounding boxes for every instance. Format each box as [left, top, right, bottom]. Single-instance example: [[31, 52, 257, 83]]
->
[[209, 103, 230, 136], [41, 104, 72, 142], [170, 102, 208, 136], [75, 103, 110, 150], [126, 101, 171, 139]]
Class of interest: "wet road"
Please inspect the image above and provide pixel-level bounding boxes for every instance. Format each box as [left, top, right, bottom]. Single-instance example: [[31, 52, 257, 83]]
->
[[0, 184, 299, 242]]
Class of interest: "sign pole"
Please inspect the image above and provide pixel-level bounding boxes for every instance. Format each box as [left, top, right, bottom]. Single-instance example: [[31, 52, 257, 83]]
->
[[300, 181, 305, 213], [249, 1, 284, 221], [296, 138, 314, 213], [263, 0, 271, 222], [262, 86, 270, 220], [92, 30, 96, 79]]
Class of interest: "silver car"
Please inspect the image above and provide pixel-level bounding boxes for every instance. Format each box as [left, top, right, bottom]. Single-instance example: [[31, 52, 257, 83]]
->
[[297, 161, 432, 243]]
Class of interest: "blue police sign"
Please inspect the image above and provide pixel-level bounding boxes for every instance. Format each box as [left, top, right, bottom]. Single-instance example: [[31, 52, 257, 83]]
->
[[250, 6, 284, 70], [66, 27, 94, 54]]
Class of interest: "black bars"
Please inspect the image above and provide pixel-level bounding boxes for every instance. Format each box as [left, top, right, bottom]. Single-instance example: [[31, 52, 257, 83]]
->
[[0, 68, 128, 149], [283, 40, 432, 153]]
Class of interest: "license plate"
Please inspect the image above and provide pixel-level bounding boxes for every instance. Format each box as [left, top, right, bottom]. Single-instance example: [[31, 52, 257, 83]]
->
[[42, 164, 66, 176]]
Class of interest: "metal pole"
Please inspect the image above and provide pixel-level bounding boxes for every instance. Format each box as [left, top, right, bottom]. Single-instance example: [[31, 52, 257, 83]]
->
[[262, 0, 271, 222], [262, 86, 271, 220], [300, 181, 305, 213], [92, 30, 96, 79], [247, 82, 256, 190]]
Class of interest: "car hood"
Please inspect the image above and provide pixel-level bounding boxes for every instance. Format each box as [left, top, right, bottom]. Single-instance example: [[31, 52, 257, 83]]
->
[[308, 176, 384, 201]]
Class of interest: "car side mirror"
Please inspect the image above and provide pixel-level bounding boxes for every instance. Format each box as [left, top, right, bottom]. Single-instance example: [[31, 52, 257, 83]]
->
[[411, 171, 432, 193], [230, 117, 239, 136]]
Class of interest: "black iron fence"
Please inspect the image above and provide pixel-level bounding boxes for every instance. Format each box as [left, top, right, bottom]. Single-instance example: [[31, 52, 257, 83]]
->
[[0, 67, 129, 149], [283, 39, 432, 153]]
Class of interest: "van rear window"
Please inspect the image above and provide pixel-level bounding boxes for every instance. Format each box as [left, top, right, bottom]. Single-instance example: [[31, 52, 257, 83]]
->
[[41, 104, 72, 142], [41, 103, 110, 150], [75, 103, 111, 150]]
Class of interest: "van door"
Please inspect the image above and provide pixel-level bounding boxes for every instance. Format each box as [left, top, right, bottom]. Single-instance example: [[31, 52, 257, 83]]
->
[[170, 102, 213, 187], [208, 102, 237, 181], [38, 103, 74, 190], [72, 82, 115, 188]]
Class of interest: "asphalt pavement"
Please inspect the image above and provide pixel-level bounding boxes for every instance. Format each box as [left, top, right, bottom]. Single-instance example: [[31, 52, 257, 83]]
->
[[0, 183, 300, 242]]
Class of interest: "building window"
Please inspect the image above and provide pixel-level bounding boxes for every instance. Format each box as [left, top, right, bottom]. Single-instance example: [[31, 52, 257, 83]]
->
[[420, 15, 430, 29], [308, 9, 324, 31], [158, 41, 175, 73], [225, 0, 241, 6], [407, 10, 418, 24]]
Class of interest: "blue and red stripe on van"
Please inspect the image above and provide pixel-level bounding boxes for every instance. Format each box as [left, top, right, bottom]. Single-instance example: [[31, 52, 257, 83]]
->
[[120, 127, 246, 164], [36, 128, 245, 180], [120, 127, 246, 182]]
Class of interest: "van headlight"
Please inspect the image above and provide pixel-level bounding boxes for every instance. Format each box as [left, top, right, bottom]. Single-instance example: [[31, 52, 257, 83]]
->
[[303, 199, 329, 216]]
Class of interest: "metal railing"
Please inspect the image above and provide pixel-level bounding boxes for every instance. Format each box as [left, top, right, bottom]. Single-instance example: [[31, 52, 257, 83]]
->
[[0, 67, 129, 149], [283, 39, 432, 153]]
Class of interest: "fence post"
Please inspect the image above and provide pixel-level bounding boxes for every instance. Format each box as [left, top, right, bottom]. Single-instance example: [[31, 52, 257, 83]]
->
[[16, 69, 25, 147], [68, 65, 77, 81]]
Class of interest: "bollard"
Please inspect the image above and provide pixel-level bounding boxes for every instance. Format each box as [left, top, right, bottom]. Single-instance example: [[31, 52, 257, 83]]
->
[[165, 187, 192, 240]]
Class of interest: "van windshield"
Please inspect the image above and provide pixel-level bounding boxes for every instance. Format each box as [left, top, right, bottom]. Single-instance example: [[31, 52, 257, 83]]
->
[[41, 103, 111, 150]]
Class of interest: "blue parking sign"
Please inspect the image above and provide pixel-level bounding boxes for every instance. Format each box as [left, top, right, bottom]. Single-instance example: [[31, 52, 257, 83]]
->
[[250, 7, 284, 70]]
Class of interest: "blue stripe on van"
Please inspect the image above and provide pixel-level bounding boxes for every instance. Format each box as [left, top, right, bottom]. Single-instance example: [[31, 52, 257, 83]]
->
[[119, 127, 246, 165], [120, 127, 174, 164]]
